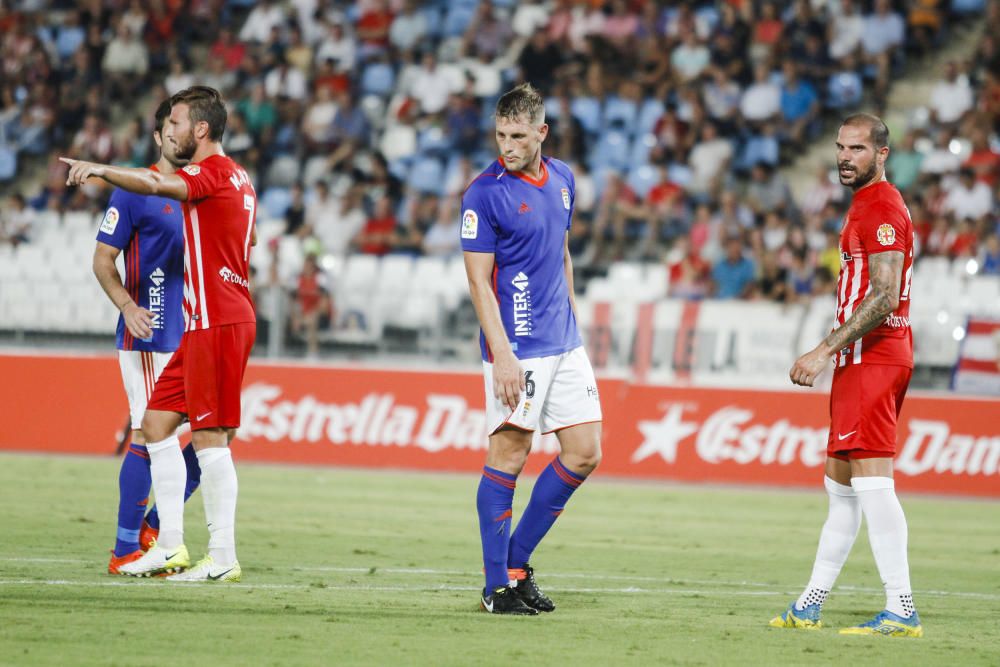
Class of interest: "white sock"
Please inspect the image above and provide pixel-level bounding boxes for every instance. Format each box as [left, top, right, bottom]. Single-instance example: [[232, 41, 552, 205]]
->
[[196, 447, 238, 565], [146, 435, 185, 549], [852, 476, 915, 618], [796, 476, 861, 611]]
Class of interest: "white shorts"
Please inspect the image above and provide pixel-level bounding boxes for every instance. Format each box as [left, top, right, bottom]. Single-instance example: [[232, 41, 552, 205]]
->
[[483, 346, 602, 435], [118, 350, 174, 428]]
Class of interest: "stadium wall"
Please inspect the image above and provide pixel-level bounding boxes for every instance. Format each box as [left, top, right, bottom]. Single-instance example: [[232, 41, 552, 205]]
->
[[1, 352, 997, 498]]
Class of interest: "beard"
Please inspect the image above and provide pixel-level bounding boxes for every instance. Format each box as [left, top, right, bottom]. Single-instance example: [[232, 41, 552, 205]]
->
[[173, 129, 198, 160], [839, 158, 878, 190]]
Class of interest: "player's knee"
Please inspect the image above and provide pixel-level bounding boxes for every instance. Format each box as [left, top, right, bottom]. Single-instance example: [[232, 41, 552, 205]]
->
[[562, 446, 601, 476]]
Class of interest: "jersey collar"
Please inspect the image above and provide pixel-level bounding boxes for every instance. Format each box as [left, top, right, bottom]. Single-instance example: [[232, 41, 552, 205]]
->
[[498, 156, 549, 188]]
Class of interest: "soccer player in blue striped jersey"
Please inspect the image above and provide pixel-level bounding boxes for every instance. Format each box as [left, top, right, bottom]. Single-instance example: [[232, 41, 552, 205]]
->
[[461, 83, 603, 615], [94, 99, 201, 574]]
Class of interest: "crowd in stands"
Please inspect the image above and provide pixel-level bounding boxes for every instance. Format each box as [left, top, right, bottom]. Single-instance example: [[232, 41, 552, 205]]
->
[[1, 0, 998, 342]]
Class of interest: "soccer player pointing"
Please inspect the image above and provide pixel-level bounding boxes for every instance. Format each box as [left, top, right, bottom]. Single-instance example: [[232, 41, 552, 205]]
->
[[64, 87, 257, 582], [462, 84, 602, 615], [773, 114, 922, 637]]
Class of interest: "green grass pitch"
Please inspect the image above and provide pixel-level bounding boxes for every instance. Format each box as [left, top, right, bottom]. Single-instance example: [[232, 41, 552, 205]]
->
[[1, 452, 998, 666]]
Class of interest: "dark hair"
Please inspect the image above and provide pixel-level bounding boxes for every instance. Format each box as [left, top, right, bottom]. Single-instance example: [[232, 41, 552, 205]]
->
[[153, 98, 171, 135], [842, 112, 889, 150], [170, 85, 227, 141], [495, 82, 544, 124]]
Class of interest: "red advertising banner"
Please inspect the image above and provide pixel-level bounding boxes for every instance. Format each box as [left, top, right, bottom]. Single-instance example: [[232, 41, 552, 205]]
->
[[1, 353, 997, 497]]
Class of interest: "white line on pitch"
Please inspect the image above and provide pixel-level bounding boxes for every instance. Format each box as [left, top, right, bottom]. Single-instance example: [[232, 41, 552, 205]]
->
[[3, 559, 998, 601], [0, 579, 786, 595]]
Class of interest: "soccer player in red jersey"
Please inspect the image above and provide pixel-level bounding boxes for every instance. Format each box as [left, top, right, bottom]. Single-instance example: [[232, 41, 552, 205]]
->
[[771, 113, 922, 637], [63, 87, 256, 582]]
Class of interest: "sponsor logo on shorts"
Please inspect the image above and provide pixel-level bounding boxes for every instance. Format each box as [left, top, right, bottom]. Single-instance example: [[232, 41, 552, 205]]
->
[[876, 224, 896, 246], [511, 272, 532, 337], [99, 207, 120, 235], [461, 209, 478, 239], [218, 266, 249, 289]]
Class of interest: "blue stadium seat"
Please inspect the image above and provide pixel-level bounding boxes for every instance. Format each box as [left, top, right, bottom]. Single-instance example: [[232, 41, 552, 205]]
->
[[0, 145, 16, 182], [602, 97, 638, 133], [589, 130, 631, 171], [628, 133, 655, 167], [736, 134, 780, 171], [407, 158, 444, 195], [417, 125, 451, 157], [570, 97, 602, 136], [260, 187, 293, 220], [636, 98, 665, 135], [626, 164, 659, 199], [443, 5, 477, 37], [360, 62, 396, 98], [826, 71, 863, 110]]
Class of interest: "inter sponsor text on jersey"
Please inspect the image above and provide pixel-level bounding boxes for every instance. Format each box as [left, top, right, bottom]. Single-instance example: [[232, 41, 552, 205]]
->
[[96, 175, 184, 353], [174, 155, 257, 331], [460, 156, 582, 361], [834, 180, 914, 368]]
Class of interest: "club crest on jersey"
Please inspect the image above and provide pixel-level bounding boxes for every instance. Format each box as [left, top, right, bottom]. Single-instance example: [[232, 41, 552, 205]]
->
[[182, 165, 201, 176], [561, 187, 570, 210], [876, 223, 895, 246], [462, 209, 478, 239], [99, 207, 120, 235]]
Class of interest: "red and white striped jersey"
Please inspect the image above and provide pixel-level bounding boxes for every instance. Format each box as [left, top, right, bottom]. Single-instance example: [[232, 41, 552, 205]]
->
[[834, 179, 914, 368], [175, 154, 257, 331]]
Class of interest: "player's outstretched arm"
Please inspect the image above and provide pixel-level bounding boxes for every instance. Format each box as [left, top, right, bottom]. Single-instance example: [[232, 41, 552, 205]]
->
[[464, 250, 524, 410], [60, 158, 190, 201], [93, 241, 154, 339], [789, 250, 903, 387]]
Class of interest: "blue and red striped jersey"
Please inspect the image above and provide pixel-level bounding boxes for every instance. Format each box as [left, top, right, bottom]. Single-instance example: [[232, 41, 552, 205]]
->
[[95, 181, 184, 353]]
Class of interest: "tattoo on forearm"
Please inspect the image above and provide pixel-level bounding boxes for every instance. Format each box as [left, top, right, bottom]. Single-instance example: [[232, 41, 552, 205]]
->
[[824, 250, 903, 351]]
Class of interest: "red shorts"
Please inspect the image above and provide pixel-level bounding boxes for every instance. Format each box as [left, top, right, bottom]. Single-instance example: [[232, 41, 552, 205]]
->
[[147, 322, 255, 430], [827, 363, 911, 460]]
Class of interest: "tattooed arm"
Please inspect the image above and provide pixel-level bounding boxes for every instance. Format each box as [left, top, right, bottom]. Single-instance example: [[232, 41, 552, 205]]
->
[[789, 250, 903, 387]]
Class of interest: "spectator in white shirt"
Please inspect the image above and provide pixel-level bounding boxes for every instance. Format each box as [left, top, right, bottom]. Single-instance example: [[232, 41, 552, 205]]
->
[[390, 0, 428, 55], [410, 51, 462, 116], [943, 168, 994, 222], [265, 58, 308, 101], [314, 20, 356, 72], [828, 0, 865, 60], [740, 63, 781, 125], [239, 0, 287, 44], [928, 61, 974, 126], [687, 123, 733, 196]]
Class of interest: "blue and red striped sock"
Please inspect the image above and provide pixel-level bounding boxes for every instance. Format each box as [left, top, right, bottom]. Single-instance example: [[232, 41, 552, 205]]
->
[[144, 442, 201, 530], [508, 456, 585, 569], [477, 466, 517, 592], [114, 443, 152, 556]]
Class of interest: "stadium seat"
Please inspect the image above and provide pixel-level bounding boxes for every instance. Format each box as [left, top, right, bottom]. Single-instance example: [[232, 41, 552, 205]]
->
[[360, 62, 396, 98], [377, 254, 414, 291], [636, 99, 665, 136], [416, 125, 451, 157], [443, 4, 476, 37], [628, 134, 656, 168], [260, 187, 293, 220], [626, 164, 659, 199], [570, 97, 602, 136], [603, 97, 638, 134], [342, 254, 380, 294], [407, 158, 444, 195], [264, 156, 301, 188], [584, 277, 616, 302], [410, 255, 448, 291], [589, 130, 630, 171]]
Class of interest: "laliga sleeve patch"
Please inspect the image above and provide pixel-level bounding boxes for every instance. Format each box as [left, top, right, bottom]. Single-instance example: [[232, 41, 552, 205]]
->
[[99, 207, 120, 235], [876, 223, 896, 246], [462, 209, 479, 239], [182, 165, 201, 176]]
